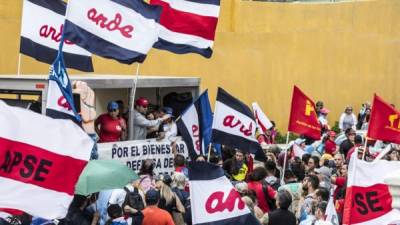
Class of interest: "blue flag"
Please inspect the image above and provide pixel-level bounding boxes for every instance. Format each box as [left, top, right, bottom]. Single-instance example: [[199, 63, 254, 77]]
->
[[176, 90, 213, 159], [45, 53, 81, 125]]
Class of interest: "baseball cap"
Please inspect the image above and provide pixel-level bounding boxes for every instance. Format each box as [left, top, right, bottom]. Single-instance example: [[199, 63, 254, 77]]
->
[[145, 189, 160, 205], [314, 166, 332, 177], [320, 108, 330, 114], [162, 107, 174, 117], [107, 101, 119, 112], [135, 97, 149, 108]]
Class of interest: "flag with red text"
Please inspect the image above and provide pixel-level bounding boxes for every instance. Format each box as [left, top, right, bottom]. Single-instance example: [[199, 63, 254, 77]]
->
[[367, 94, 400, 144], [211, 88, 265, 161], [150, 0, 220, 58], [64, 0, 161, 64], [343, 154, 400, 225], [288, 86, 321, 140], [20, 0, 93, 72], [0, 100, 93, 219], [189, 162, 261, 225]]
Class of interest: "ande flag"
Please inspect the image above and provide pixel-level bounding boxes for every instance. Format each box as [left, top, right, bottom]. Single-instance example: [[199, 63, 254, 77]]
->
[[189, 162, 261, 225], [0, 100, 93, 219], [343, 154, 400, 225], [64, 0, 162, 64], [20, 0, 93, 72], [367, 94, 400, 144], [150, 0, 220, 58], [288, 86, 321, 140], [176, 91, 213, 159], [211, 88, 265, 161]]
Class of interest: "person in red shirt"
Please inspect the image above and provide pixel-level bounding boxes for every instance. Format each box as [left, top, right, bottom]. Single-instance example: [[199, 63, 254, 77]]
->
[[95, 101, 127, 143], [325, 131, 338, 156], [141, 189, 175, 225], [247, 167, 277, 213]]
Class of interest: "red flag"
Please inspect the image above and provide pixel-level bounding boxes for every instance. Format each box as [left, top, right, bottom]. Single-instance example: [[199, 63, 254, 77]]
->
[[288, 86, 321, 140], [367, 94, 400, 144]]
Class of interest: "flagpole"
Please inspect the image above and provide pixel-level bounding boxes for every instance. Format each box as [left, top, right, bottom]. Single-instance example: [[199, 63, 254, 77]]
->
[[361, 136, 368, 160], [17, 53, 22, 77], [207, 143, 212, 162], [281, 131, 290, 185], [128, 63, 141, 140]]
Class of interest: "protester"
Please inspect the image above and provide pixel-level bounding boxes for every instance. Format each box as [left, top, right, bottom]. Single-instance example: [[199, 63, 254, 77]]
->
[[133, 97, 170, 140], [324, 131, 338, 156], [247, 167, 277, 213], [223, 149, 249, 182], [344, 134, 363, 161], [108, 179, 146, 210], [171, 173, 191, 225], [64, 195, 100, 225], [338, 106, 357, 132], [278, 169, 302, 216], [264, 160, 280, 190], [267, 190, 296, 225], [307, 156, 320, 174], [159, 107, 178, 141], [299, 174, 319, 222], [318, 108, 330, 133], [339, 128, 356, 158], [315, 101, 324, 117], [95, 101, 127, 143], [314, 201, 332, 225], [105, 204, 143, 225], [141, 189, 175, 225], [154, 174, 185, 224]]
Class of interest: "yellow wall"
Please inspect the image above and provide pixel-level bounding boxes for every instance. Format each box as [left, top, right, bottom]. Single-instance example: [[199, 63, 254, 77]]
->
[[1, 0, 400, 132]]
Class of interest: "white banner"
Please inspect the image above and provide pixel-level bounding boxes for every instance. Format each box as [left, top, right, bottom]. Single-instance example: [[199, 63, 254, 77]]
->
[[98, 139, 188, 175]]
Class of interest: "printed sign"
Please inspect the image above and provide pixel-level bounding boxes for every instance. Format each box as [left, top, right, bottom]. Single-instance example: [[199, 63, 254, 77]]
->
[[98, 139, 188, 175]]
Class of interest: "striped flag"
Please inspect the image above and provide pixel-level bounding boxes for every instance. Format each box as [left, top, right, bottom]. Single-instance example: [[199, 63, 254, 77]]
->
[[64, 0, 162, 64], [20, 0, 93, 72], [0, 100, 93, 219], [211, 88, 265, 161], [252, 102, 273, 133], [46, 55, 82, 125], [150, 0, 220, 58], [176, 91, 213, 159], [343, 154, 400, 225], [189, 162, 261, 225]]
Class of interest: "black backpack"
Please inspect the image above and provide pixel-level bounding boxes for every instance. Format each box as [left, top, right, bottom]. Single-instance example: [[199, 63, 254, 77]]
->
[[261, 180, 277, 211], [123, 187, 144, 211]]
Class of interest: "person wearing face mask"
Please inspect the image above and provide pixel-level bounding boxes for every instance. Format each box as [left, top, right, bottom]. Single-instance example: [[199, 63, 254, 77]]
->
[[95, 101, 127, 143]]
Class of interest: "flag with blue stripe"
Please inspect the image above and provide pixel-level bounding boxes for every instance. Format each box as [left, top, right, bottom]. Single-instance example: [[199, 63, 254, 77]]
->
[[63, 0, 162, 64], [45, 53, 81, 125], [176, 90, 213, 159]]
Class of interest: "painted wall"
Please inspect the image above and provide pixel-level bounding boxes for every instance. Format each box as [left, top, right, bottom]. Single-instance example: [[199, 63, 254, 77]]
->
[[1, 0, 399, 132]]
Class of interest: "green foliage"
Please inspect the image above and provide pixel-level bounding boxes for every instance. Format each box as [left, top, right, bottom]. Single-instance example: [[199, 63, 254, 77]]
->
[[331, 121, 340, 134], [275, 131, 298, 144]]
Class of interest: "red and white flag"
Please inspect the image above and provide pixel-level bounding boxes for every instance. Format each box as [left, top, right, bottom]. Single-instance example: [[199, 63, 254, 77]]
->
[[343, 154, 400, 225], [0, 101, 93, 219], [368, 94, 400, 144], [150, 0, 220, 58], [252, 102, 273, 133], [288, 86, 321, 140]]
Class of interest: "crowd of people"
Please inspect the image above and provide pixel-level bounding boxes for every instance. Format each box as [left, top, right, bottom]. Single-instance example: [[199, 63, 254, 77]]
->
[[2, 98, 399, 225]]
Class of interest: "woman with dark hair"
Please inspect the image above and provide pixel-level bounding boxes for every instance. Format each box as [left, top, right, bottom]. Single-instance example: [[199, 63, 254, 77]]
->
[[247, 167, 277, 214], [64, 195, 99, 225], [95, 101, 127, 143], [307, 156, 320, 174], [138, 159, 155, 193]]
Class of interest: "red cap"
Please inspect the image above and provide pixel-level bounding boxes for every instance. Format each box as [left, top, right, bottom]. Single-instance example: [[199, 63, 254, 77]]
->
[[135, 97, 149, 107]]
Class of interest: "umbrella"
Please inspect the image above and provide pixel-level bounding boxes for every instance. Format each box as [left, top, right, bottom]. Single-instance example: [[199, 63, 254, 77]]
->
[[75, 159, 139, 196]]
